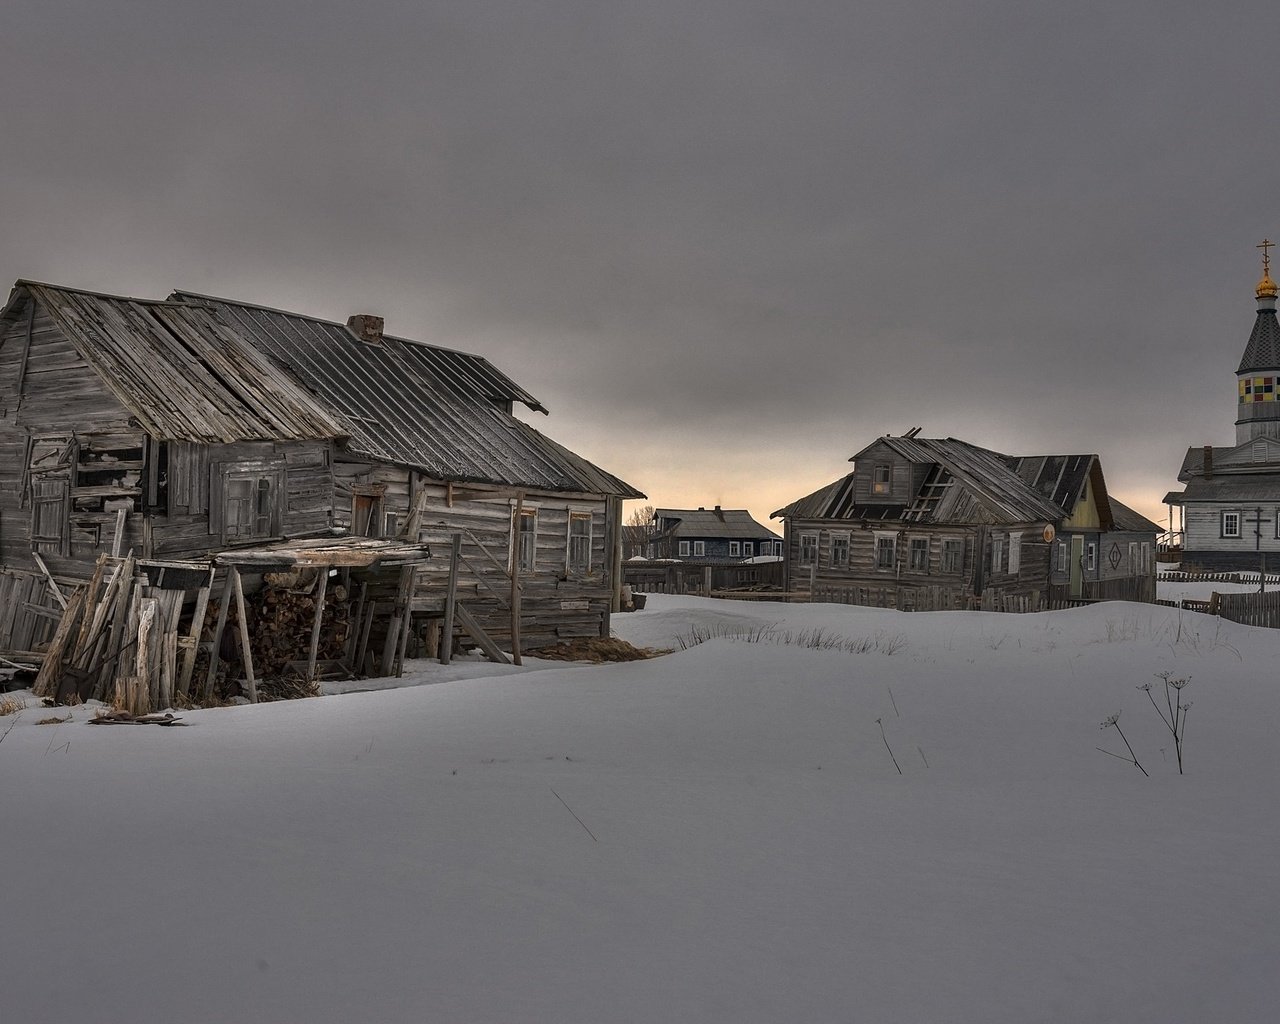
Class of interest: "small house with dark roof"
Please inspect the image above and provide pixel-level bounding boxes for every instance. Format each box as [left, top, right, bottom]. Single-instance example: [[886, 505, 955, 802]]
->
[[773, 432, 1158, 610], [0, 280, 642, 679], [1164, 245, 1280, 571], [647, 506, 782, 561]]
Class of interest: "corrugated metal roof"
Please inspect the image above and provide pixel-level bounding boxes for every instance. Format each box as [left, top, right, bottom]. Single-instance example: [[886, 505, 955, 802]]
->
[[169, 292, 641, 496], [19, 282, 348, 443], [653, 508, 781, 540]]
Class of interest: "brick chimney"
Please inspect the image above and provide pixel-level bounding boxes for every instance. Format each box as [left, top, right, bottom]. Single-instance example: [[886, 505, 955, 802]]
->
[[1203, 445, 1213, 478], [347, 314, 384, 345]]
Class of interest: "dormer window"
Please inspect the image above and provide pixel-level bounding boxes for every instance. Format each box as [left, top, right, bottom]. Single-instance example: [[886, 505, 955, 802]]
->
[[872, 464, 891, 494]]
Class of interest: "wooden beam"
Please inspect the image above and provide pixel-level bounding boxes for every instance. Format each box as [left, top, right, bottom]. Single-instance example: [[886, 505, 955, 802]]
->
[[510, 491, 524, 666], [177, 568, 215, 698], [306, 568, 329, 682], [230, 566, 257, 703], [111, 507, 127, 558], [203, 571, 234, 702], [440, 533, 461, 665], [453, 603, 509, 665], [30, 551, 67, 610]]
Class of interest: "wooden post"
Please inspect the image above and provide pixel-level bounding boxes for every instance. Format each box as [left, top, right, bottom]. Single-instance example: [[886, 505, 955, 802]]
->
[[111, 507, 127, 558], [354, 600, 376, 677], [177, 568, 215, 698], [510, 491, 524, 666], [441, 533, 461, 665], [306, 568, 329, 682], [230, 566, 257, 703], [203, 570, 234, 701], [394, 565, 414, 677]]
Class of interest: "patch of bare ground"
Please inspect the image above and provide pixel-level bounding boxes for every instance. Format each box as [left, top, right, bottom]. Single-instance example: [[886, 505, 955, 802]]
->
[[526, 637, 669, 663]]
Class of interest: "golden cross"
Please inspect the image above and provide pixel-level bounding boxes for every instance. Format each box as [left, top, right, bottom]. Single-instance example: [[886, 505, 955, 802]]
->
[[1259, 238, 1275, 274]]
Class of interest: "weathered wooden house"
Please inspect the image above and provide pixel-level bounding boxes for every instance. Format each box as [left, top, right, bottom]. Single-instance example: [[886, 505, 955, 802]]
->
[[1164, 251, 1280, 570], [647, 506, 782, 561], [0, 280, 642, 689], [773, 433, 1158, 610]]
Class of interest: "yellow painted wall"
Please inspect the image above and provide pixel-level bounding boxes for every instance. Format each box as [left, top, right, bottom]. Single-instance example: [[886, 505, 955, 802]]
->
[[1064, 475, 1100, 529]]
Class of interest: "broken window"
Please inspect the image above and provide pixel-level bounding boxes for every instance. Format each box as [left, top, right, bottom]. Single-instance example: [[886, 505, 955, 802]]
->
[[352, 489, 386, 538], [512, 508, 537, 572]]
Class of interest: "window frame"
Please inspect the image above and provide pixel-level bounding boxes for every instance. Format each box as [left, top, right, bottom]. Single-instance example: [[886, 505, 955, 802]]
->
[[1007, 532, 1022, 575], [991, 535, 1004, 575], [830, 532, 850, 568], [908, 536, 929, 572], [1086, 542, 1097, 572], [728, 540, 741, 557], [871, 464, 892, 495], [678, 540, 690, 558], [693, 540, 706, 557], [566, 511, 593, 574], [941, 538, 963, 574], [799, 532, 818, 565], [219, 466, 285, 545], [1221, 510, 1241, 539], [511, 507, 538, 573], [873, 531, 897, 571]]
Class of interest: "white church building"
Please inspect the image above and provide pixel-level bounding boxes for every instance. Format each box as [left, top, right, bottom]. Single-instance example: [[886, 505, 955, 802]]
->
[[1166, 243, 1280, 571]]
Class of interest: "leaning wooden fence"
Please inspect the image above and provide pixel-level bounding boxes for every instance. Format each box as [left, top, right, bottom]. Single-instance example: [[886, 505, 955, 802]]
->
[[1212, 590, 1280, 629]]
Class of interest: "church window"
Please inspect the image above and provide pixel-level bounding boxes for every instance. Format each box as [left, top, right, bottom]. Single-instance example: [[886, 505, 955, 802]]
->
[[1221, 510, 1241, 538]]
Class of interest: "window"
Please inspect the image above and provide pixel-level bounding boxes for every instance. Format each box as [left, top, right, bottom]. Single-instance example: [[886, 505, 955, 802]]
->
[[678, 540, 690, 557], [874, 533, 896, 570], [1057, 540, 1068, 571], [567, 512, 592, 573], [729, 541, 741, 557], [1222, 510, 1241, 538], [799, 533, 818, 564], [223, 471, 281, 542], [872, 464, 891, 495], [909, 537, 929, 571], [693, 540, 706, 557], [743, 542, 754, 557], [1007, 532, 1022, 575], [1086, 542, 1097, 572], [512, 508, 537, 572], [1141, 542, 1151, 573], [942, 539, 963, 574], [830, 533, 850, 567], [991, 535, 1003, 574]]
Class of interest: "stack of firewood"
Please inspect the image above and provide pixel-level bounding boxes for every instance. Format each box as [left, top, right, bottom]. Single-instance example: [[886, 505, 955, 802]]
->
[[239, 575, 351, 681]]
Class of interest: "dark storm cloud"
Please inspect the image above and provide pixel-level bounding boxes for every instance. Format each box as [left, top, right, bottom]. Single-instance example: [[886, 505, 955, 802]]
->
[[1, 1, 1274, 521]]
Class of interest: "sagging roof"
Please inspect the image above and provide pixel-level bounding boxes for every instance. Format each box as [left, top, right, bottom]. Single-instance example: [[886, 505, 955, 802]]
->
[[2, 280, 641, 498], [865, 436, 1075, 523], [652, 508, 781, 540], [773, 436, 1137, 531], [12, 282, 349, 443]]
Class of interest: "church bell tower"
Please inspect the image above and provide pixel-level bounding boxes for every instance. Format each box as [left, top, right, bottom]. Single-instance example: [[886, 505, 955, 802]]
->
[[1236, 239, 1280, 445]]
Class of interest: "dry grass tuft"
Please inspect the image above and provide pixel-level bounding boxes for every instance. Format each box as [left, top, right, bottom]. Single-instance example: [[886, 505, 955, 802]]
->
[[36, 715, 72, 725], [527, 637, 667, 663], [0, 695, 25, 717]]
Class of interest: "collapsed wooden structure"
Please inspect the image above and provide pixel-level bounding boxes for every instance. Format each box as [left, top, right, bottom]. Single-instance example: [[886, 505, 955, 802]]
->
[[1, 280, 642, 700]]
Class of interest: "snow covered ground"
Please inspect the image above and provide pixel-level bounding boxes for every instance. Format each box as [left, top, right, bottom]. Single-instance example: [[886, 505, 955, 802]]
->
[[4, 595, 1279, 1023]]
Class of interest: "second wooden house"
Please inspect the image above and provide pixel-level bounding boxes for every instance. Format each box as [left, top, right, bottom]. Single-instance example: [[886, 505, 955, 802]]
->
[[773, 433, 1158, 610]]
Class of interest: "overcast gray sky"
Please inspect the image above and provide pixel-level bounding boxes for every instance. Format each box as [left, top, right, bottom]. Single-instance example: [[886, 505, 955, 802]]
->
[[2, 0, 1274, 528]]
